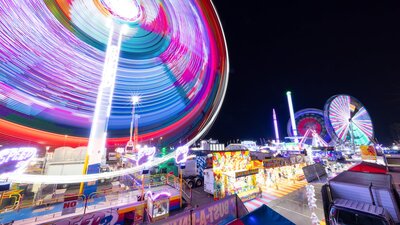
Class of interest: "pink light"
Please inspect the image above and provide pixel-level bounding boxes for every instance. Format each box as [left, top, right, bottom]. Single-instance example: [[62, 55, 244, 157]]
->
[[146, 190, 171, 201], [273, 109, 280, 143]]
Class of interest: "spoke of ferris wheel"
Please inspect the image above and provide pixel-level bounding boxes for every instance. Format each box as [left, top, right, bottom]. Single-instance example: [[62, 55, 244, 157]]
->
[[335, 122, 350, 140], [352, 120, 372, 138]]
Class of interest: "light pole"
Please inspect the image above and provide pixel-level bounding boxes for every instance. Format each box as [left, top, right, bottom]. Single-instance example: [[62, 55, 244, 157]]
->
[[287, 91, 299, 143], [81, 23, 129, 196], [273, 109, 280, 143], [126, 95, 140, 154]]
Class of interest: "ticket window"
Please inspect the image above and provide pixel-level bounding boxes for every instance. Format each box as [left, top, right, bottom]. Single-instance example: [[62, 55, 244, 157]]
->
[[147, 197, 169, 222]]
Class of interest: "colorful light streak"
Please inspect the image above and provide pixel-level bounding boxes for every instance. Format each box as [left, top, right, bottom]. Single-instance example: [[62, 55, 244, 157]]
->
[[0, 149, 176, 184], [0, 0, 229, 148], [100, 0, 141, 22], [87, 23, 123, 165]]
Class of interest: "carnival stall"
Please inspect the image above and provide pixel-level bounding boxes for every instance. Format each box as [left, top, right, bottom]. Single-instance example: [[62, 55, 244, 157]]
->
[[211, 150, 261, 201]]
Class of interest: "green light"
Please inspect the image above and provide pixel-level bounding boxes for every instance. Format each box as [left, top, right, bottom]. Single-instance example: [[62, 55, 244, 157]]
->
[[286, 91, 291, 95]]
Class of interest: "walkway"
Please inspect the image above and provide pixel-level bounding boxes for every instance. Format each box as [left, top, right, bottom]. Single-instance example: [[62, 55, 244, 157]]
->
[[244, 179, 308, 211]]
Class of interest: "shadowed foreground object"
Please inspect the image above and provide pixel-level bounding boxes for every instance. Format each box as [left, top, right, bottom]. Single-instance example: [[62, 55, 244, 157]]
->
[[229, 204, 295, 225]]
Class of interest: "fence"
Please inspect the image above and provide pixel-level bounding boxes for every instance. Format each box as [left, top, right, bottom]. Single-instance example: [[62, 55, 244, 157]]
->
[[0, 173, 189, 224]]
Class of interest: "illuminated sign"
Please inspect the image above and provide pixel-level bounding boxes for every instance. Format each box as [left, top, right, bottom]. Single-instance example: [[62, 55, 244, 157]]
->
[[175, 146, 189, 164], [137, 146, 156, 166], [0, 147, 37, 175], [234, 169, 259, 178], [146, 191, 171, 201]]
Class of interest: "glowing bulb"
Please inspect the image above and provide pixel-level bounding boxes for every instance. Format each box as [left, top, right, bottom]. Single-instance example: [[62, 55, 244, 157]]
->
[[122, 24, 129, 35], [131, 95, 140, 105], [101, 0, 141, 22]]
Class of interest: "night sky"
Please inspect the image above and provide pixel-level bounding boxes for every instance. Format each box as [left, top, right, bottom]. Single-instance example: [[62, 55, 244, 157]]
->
[[206, 1, 400, 145]]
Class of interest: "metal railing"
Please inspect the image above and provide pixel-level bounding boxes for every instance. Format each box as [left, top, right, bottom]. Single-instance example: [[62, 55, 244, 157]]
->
[[0, 173, 181, 223], [181, 179, 193, 204]]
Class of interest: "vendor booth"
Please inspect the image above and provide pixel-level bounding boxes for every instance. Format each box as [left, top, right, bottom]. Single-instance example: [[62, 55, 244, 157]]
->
[[211, 150, 261, 201], [253, 155, 307, 188]]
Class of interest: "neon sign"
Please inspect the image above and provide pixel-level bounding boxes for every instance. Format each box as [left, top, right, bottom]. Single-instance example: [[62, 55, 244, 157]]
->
[[146, 191, 171, 201], [124, 146, 156, 167], [175, 146, 189, 164], [0, 147, 37, 175], [137, 146, 156, 166]]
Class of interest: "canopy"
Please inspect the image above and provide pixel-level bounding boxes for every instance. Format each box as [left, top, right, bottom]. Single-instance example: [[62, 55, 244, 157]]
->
[[348, 161, 387, 174], [229, 204, 295, 225]]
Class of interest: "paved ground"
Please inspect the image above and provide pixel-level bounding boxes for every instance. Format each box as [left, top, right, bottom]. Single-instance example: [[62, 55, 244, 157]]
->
[[187, 179, 326, 225], [244, 179, 326, 225], [244, 179, 308, 211], [268, 183, 325, 225]]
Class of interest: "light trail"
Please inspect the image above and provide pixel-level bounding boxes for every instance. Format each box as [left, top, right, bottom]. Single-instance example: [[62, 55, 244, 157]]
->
[[0, 150, 176, 184]]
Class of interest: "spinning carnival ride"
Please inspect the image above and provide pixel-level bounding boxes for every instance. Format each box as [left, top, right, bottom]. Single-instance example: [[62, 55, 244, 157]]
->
[[0, 0, 229, 148], [287, 108, 331, 144], [324, 95, 374, 146]]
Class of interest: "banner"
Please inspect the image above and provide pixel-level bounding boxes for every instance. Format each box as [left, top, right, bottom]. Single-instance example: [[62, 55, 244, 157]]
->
[[61, 198, 78, 216], [152, 210, 191, 225], [235, 169, 259, 178], [263, 158, 289, 168], [44, 209, 120, 225], [192, 195, 237, 225], [43, 202, 145, 225]]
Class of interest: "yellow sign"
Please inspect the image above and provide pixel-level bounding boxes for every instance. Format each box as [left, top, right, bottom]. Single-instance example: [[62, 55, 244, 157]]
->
[[360, 145, 377, 161]]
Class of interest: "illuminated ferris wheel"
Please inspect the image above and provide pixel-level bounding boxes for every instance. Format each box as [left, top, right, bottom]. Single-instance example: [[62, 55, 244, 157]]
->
[[287, 108, 331, 143], [324, 95, 374, 146]]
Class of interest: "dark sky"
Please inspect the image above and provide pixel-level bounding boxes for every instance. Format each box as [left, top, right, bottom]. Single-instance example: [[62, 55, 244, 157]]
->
[[205, 1, 400, 145]]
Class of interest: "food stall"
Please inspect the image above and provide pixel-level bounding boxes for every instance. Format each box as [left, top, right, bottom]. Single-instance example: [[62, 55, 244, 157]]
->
[[211, 150, 261, 201], [223, 168, 260, 202]]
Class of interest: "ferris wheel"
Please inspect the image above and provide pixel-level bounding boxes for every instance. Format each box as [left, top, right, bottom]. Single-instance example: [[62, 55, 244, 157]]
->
[[287, 108, 331, 143], [324, 95, 374, 146]]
